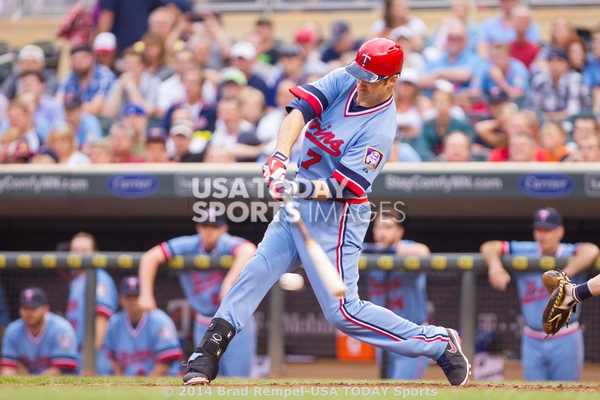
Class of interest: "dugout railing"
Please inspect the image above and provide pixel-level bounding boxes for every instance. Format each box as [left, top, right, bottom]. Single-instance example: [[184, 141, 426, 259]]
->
[[1, 252, 596, 376]]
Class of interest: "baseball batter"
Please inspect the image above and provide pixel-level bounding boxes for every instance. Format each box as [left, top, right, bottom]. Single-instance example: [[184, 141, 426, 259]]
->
[[138, 215, 257, 377], [180, 38, 471, 387], [364, 212, 431, 379], [481, 207, 599, 381]]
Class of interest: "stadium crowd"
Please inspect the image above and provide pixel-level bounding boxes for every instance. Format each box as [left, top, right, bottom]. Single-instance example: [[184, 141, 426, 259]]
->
[[0, 0, 599, 165]]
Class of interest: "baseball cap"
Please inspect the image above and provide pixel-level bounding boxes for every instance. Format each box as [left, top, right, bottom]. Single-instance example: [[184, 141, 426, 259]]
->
[[331, 21, 349, 42], [222, 68, 248, 86], [64, 94, 82, 110], [170, 120, 194, 138], [147, 127, 168, 143], [119, 276, 140, 296], [279, 44, 302, 58], [93, 32, 117, 53], [294, 27, 315, 44], [230, 41, 257, 60], [196, 208, 227, 227], [123, 103, 147, 117], [70, 45, 93, 55], [19, 45, 45, 63], [532, 207, 563, 229], [20, 287, 48, 308], [547, 47, 568, 61], [390, 26, 413, 41], [398, 68, 419, 85]]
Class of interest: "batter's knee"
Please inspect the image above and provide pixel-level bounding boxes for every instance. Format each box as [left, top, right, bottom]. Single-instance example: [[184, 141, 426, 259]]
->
[[324, 307, 353, 332]]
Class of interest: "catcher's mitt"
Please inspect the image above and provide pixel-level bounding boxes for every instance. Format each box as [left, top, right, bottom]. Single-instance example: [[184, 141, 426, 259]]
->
[[542, 272, 578, 337], [541, 269, 569, 294]]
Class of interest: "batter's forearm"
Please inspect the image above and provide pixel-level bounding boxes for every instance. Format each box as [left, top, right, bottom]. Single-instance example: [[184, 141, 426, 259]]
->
[[275, 109, 306, 157]]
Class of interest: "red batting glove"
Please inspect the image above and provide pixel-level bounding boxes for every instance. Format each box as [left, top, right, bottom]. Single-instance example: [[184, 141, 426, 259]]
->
[[262, 151, 289, 184]]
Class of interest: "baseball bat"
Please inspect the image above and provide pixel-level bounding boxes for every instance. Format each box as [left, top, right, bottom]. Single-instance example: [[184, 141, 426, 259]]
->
[[283, 197, 347, 298]]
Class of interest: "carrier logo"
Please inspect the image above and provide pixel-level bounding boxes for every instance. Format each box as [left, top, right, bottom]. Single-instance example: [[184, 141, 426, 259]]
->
[[517, 173, 574, 198], [106, 174, 160, 198], [584, 174, 600, 197]]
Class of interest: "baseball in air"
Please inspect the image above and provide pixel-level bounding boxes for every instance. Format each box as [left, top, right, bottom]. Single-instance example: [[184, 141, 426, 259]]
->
[[279, 273, 304, 291]]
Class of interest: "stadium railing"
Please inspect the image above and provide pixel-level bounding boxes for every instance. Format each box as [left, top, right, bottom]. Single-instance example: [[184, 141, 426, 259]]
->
[[1, 251, 596, 376]]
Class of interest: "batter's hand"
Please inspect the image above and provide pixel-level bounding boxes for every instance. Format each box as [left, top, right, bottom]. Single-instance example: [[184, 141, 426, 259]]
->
[[488, 266, 511, 291], [138, 293, 157, 311], [269, 179, 300, 201], [262, 151, 289, 184]]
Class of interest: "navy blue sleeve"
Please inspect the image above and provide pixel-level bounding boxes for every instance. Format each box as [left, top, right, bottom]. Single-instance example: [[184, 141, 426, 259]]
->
[[286, 98, 317, 124]]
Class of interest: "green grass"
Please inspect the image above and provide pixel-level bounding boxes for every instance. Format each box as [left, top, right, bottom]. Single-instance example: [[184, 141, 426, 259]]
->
[[1, 377, 599, 400]]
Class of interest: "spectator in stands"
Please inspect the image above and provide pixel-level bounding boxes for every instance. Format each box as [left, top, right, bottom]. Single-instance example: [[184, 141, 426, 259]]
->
[[20, 72, 66, 132], [583, 25, 600, 115], [187, 12, 231, 71], [571, 115, 598, 146], [30, 147, 59, 164], [481, 208, 598, 381], [525, 48, 585, 122], [93, 32, 118, 75], [439, 131, 472, 162], [162, 69, 216, 133], [256, 79, 297, 157], [421, 21, 482, 92], [46, 123, 91, 166], [0, 44, 57, 100], [576, 134, 600, 162], [390, 27, 425, 71], [103, 276, 183, 376], [0, 128, 20, 164], [157, 49, 197, 114], [5, 92, 50, 142], [372, 0, 427, 52], [430, 0, 479, 54], [140, 32, 175, 81], [109, 122, 144, 163], [253, 17, 281, 66], [97, 0, 161, 52], [567, 37, 588, 74], [56, 46, 116, 116], [478, 0, 540, 59], [122, 104, 149, 157], [88, 140, 113, 164], [294, 22, 326, 71], [219, 69, 248, 102], [471, 43, 529, 101], [364, 210, 430, 380], [147, 7, 175, 44], [321, 21, 361, 64], [67, 232, 118, 376], [1, 287, 78, 376], [64, 96, 102, 150], [509, 5, 541, 71], [239, 87, 266, 130], [4, 99, 40, 156], [540, 121, 570, 162], [210, 98, 260, 162], [507, 134, 537, 162], [393, 68, 422, 140], [103, 47, 160, 118], [229, 41, 269, 104], [550, 17, 575, 52], [413, 89, 474, 159], [56, 2, 95, 48], [486, 110, 548, 162], [169, 120, 204, 162], [144, 127, 169, 163], [268, 44, 307, 106]]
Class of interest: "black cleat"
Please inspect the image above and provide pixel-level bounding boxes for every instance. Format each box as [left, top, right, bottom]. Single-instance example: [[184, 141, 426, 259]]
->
[[436, 328, 471, 386], [183, 351, 217, 385]]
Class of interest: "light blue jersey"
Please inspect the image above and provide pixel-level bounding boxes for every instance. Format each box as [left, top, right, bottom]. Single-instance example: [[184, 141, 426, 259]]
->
[[66, 269, 118, 374], [479, 16, 540, 45], [290, 68, 396, 199], [1, 312, 78, 374], [472, 59, 529, 95], [103, 309, 183, 376]]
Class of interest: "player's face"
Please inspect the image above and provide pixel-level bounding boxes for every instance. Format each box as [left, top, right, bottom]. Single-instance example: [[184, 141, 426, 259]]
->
[[373, 218, 403, 247], [533, 226, 564, 254], [70, 237, 95, 254], [197, 224, 228, 250], [120, 295, 141, 314], [19, 305, 47, 328], [355, 75, 397, 108]]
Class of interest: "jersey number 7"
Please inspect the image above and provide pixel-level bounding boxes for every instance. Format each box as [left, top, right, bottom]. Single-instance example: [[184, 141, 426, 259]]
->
[[300, 149, 322, 170]]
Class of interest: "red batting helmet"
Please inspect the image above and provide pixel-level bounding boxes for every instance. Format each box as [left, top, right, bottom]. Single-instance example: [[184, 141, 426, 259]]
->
[[345, 37, 404, 82]]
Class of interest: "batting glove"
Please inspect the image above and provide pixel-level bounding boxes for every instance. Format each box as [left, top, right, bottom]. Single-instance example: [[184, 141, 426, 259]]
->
[[262, 151, 289, 184], [269, 179, 315, 201]]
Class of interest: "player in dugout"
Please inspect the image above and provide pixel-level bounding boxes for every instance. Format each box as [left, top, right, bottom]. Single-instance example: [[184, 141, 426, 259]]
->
[[1, 287, 78, 375], [103, 276, 183, 376], [178, 37, 471, 387], [364, 210, 431, 380], [138, 211, 258, 378], [481, 207, 600, 381]]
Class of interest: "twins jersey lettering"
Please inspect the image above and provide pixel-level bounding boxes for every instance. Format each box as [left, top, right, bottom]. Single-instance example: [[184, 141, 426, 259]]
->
[[290, 68, 395, 198], [104, 309, 183, 376], [159, 233, 249, 317], [502, 241, 585, 331], [66, 269, 118, 348], [1, 312, 78, 374]]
